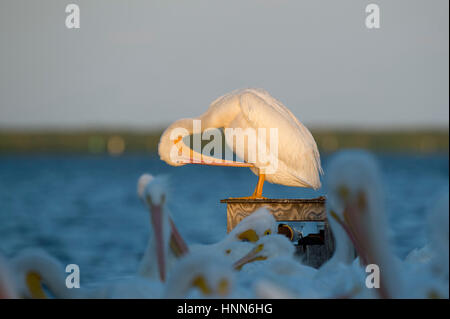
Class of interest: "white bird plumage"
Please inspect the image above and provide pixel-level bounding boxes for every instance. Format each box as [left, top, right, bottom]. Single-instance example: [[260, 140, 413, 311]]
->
[[190, 207, 278, 263], [3, 151, 446, 299], [158, 88, 323, 198], [136, 174, 189, 282]]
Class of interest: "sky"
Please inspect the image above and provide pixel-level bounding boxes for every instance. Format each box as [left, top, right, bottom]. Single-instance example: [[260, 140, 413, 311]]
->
[[0, 0, 448, 130]]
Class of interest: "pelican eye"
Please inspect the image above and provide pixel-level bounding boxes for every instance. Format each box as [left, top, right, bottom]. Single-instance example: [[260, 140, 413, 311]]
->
[[217, 278, 229, 296], [264, 229, 272, 236], [225, 249, 231, 255], [238, 229, 259, 243], [191, 275, 212, 295]]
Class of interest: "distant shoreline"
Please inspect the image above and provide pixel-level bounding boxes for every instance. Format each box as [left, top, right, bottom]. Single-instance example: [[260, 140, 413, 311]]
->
[[0, 130, 448, 154]]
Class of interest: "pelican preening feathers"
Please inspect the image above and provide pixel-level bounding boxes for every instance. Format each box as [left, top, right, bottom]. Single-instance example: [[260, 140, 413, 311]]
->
[[158, 88, 323, 198]]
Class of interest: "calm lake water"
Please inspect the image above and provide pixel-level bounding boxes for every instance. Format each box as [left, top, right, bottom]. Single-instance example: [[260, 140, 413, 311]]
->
[[0, 152, 448, 282]]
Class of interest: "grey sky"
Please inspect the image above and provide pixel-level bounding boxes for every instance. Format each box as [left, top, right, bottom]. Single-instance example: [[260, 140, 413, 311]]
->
[[0, 0, 448, 130]]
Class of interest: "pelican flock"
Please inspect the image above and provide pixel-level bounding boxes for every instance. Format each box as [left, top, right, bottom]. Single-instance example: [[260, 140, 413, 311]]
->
[[0, 90, 447, 299], [1, 150, 448, 299]]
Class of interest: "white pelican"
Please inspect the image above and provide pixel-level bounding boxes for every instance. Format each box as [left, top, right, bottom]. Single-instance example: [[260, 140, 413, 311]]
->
[[158, 88, 323, 198], [236, 154, 375, 299], [191, 207, 278, 263], [233, 234, 296, 272], [10, 249, 77, 298], [137, 174, 189, 282], [138, 174, 277, 264], [164, 251, 237, 298], [233, 234, 321, 297], [10, 248, 164, 299], [307, 155, 370, 298], [325, 150, 403, 298], [325, 150, 450, 299], [223, 207, 278, 244]]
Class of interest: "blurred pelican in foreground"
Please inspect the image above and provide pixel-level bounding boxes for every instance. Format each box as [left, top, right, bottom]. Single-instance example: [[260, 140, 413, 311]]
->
[[325, 150, 402, 298], [158, 88, 323, 198], [137, 174, 189, 282], [233, 234, 322, 298], [192, 207, 278, 263], [165, 251, 237, 298], [10, 248, 164, 299], [324, 150, 449, 299]]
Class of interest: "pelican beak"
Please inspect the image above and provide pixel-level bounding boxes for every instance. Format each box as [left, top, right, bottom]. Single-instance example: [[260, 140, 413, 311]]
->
[[346, 192, 375, 265], [218, 278, 230, 296], [330, 195, 370, 265], [338, 195, 393, 299], [25, 272, 47, 299], [169, 218, 189, 257], [238, 229, 259, 242], [191, 275, 212, 296], [150, 203, 166, 282], [233, 244, 266, 270]]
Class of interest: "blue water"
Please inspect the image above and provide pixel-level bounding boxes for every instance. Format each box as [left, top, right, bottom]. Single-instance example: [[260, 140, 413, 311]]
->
[[0, 152, 448, 282]]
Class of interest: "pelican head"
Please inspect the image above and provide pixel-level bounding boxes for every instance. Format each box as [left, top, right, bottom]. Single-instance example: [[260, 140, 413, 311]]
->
[[325, 150, 386, 264], [325, 150, 400, 298], [158, 118, 195, 167], [137, 174, 188, 282], [10, 248, 73, 299], [165, 252, 235, 298], [233, 234, 295, 270], [137, 173, 155, 199], [228, 208, 277, 244]]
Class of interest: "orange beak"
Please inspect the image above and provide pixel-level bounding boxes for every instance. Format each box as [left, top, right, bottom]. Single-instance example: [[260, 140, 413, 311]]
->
[[169, 218, 189, 257], [233, 244, 266, 270], [331, 204, 368, 265], [176, 157, 254, 167]]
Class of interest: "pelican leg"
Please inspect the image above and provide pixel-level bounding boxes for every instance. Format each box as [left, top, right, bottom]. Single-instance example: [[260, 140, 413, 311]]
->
[[252, 173, 265, 198], [230, 173, 267, 200]]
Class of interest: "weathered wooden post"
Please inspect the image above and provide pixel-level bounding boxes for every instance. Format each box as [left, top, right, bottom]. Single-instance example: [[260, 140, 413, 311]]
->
[[221, 196, 334, 268]]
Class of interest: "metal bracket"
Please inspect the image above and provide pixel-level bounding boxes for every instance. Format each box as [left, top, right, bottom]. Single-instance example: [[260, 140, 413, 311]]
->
[[277, 221, 326, 246]]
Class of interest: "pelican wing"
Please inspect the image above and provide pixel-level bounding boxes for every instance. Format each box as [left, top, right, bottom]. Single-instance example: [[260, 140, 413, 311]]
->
[[238, 89, 323, 189]]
